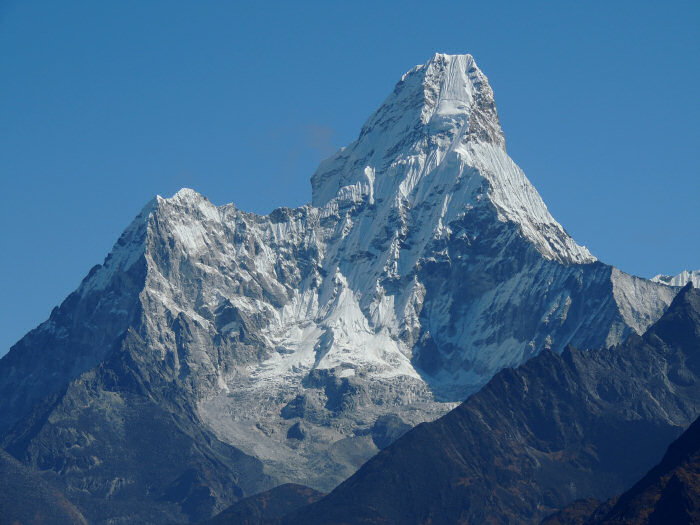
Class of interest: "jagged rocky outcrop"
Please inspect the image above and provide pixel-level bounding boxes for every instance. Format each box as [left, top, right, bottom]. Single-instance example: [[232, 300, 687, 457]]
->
[[0, 53, 679, 523], [284, 285, 700, 524]]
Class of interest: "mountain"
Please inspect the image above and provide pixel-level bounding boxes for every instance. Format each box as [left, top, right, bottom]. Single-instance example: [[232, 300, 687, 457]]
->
[[653, 269, 700, 288], [0, 53, 678, 523], [0, 447, 88, 525], [283, 285, 700, 524]]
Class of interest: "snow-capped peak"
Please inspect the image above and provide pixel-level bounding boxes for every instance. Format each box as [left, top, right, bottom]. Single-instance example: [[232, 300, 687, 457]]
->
[[652, 270, 700, 288], [169, 187, 203, 201], [416, 53, 503, 143], [310, 53, 594, 264]]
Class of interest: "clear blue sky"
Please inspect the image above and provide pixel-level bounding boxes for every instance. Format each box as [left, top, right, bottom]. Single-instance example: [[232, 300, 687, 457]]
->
[[1, 1, 698, 355]]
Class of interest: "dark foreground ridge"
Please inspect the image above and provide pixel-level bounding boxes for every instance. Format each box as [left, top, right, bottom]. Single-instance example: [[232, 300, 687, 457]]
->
[[598, 412, 700, 524], [197, 484, 324, 525], [280, 285, 700, 524], [544, 411, 700, 524]]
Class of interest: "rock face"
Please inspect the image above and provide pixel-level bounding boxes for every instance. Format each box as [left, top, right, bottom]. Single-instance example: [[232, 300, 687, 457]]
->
[[0, 54, 678, 523], [285, 285, 700, 524], [2, 328, 270, 525]]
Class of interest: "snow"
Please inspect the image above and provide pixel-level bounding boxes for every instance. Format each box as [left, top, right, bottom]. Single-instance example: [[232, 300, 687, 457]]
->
[[652, 270, 700, 288], [77, 197, 157, 295]]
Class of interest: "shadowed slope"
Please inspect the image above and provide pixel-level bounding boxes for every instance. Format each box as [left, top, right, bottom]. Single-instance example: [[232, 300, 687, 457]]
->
[[198, 484, 324, 525], [2, 328, 269, 525], [0, 448, 88, 525], [545, 413, 700, 524]]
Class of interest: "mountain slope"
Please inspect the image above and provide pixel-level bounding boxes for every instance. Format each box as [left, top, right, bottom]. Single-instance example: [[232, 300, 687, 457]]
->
[[3, 328, 270, 524], [543, 413, 700, 525], [285, 285, 700, 524], [198, 484, 324, 525], [0, 53, 678, 523], [0, 448, 88, 525], [594, 412, 700, 524]]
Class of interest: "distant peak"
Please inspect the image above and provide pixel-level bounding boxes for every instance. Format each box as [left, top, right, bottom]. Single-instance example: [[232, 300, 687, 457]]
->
[[647, 283, 700, 348], [652, 270, 700, 288], [170, 187, 203, 201]]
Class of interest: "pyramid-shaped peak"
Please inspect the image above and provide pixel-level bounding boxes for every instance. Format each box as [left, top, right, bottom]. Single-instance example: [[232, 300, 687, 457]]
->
[[311, 53, 504, 206], [163, 187, 205, 203], [410, 53, 479, 80], [431, 52, 475, 61], [383, 52, 500, 131], [310, 53, 594, 265], [349, 52, 502, 156], [414, 52, 478, 76]]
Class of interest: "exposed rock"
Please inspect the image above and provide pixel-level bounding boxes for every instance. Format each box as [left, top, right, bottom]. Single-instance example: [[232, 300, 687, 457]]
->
[[286, 422, 306, 441], [370, 414, 412, 450]]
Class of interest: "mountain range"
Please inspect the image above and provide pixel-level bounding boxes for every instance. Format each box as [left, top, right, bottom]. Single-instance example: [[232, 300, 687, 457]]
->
[[0, 53, 693, 524]]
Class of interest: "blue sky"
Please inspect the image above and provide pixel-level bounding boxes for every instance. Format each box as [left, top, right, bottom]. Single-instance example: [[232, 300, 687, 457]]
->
[[1, 1, 698, 354]]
